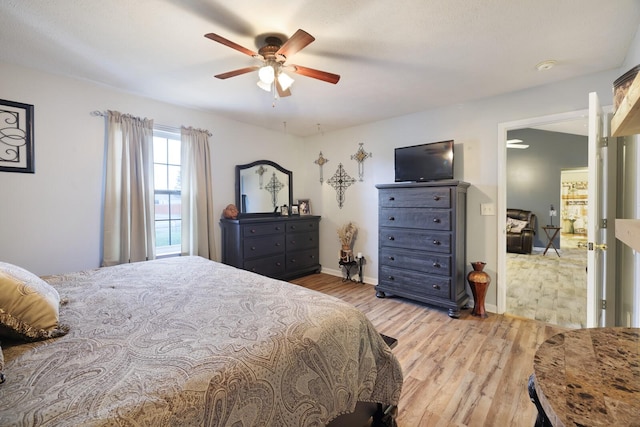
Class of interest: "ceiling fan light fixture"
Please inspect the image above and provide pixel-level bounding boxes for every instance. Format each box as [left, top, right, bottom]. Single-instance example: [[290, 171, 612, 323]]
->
[[278, 72, 294, 91], [258, 64, 275, 84], [257, 80, 272, 92]]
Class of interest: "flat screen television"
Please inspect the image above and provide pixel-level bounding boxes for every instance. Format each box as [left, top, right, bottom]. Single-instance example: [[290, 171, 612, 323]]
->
[[394, 140, 454, 182]]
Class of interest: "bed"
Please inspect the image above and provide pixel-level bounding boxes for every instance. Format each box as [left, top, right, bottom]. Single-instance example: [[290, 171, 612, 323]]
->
[[0, 256, 403, 426]]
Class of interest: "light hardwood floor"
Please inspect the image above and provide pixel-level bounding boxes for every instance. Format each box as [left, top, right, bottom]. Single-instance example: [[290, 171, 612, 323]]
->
[[290, 273, 567, 427]]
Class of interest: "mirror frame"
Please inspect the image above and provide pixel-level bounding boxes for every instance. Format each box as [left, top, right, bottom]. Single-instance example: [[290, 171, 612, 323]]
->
[[235, 160, 293, 216]]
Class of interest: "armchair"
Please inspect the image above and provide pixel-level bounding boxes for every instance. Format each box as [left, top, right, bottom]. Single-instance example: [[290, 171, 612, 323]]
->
[[506, 208, 537, 254]]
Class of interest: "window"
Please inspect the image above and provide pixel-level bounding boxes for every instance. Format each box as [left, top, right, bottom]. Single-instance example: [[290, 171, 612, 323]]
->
[[153, 131, 181, 255]]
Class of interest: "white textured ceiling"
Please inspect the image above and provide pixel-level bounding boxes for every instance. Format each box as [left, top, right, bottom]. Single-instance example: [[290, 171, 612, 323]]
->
[[1, 0, 639, 136]]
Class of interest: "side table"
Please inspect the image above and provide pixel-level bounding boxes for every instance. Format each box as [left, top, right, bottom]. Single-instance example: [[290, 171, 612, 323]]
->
[[339, 256, 364, 283], [542, 226, 561, 257]]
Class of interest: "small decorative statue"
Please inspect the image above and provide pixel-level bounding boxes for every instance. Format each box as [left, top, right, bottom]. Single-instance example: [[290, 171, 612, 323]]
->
[[337, 222, 358, 262], [222, 204, 238, 219]]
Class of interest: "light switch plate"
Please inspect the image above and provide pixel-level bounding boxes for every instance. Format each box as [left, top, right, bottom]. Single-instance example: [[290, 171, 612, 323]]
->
[[481, 203, 495, 216]]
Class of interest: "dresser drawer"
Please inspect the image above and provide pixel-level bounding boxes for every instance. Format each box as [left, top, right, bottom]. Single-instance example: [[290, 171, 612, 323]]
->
[[286, 248, 319, 271], [242, 222, 285, 237], [379, 227, 451, 253], [379, 208, 451, 230], [243, 235, 285, 258], [379, 187, 451, 208], [379, 265, 451, 299], [244, 254, 286, 278], [286, 230, 318, 251], [286, 219, 319, 233], [380, 247, 451, 276]]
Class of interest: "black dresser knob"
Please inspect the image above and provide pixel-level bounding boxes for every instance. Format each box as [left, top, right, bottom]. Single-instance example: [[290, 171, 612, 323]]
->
[[433, 262, 440, 268], [433, 196, 440, 201], [388, 236, 395, 241], [389, 256, 395, 261], [433, 240, 441, 245], [388, 216, 395, 221], [432, 284, 441, 290], [433, 218, 441, 223], [389, 196, 395, 201], [388, 276, 395, 281]]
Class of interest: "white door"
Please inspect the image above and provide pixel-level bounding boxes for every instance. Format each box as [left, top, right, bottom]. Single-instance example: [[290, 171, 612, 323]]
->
[[587, 92, 616, 327]]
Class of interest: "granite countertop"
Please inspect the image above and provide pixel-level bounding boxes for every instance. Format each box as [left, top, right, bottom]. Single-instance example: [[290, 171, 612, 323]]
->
[[533, 328, 640, 426]]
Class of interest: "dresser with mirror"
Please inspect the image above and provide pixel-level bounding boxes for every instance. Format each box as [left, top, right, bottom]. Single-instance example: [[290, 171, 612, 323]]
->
[[220, 160, 321, 280]]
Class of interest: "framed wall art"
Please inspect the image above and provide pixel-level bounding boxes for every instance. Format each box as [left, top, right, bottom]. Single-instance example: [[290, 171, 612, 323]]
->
[[0, 99, 34, 173]]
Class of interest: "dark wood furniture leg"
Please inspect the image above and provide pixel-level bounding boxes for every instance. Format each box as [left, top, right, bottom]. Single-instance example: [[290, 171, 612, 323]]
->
[[528, 374, 552, 427]]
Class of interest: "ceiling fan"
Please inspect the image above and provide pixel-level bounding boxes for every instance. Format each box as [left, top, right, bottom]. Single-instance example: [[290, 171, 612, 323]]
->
[[204, 29, 340, 97]]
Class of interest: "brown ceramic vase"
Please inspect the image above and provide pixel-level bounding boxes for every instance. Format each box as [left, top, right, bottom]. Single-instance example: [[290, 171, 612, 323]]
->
[[467, 261, 491, 318]]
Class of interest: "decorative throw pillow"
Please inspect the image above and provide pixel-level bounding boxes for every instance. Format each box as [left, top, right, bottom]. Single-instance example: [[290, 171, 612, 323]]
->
[[0, 261, 68, 341], [506, 217, 528, 233]]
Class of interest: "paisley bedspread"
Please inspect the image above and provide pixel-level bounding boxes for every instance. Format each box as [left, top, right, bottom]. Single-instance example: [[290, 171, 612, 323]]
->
[[0, 256, 403, 426]]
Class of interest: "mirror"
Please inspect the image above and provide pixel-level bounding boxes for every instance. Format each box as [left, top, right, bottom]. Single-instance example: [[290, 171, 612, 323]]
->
[[236, 160, 293, 216]]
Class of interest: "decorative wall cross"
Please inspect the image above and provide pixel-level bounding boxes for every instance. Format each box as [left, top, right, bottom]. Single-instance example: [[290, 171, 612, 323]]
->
[[351, 143, 371, 182], [255, 165, 267, 189], [327, 163, 356, 209], [265, 172, 284, 208], [314, 151, 329, 183]]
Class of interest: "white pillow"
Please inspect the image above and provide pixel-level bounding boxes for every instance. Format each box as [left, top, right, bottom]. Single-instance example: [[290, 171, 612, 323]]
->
[[506, 217, 528, 233], [0, 261, 68, 341]]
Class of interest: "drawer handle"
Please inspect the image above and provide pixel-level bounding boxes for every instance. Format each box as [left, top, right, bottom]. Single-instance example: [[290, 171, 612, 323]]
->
[[433, 262, 440, 268], [433, 240, 441, 245], [290, 225, 296, 230], [276, 262, 282, 266], [432, 284, 441, 290], [275, 242, 281, 247], [389, 196, 395, 201], [250, 246, 256, 251], [388, 276, 395, 281], [250, 229, 257, 234], [308, 223, 314, 228], [388, 216, 395, 221], [433, 218, 441, 223], [290, 240, 296, 245], [388, 236, 395, 241], [433, 196, 440, 201], [388, 256, 395, 261], [275, 226, 281, 231], [290, 259, 296, 263]]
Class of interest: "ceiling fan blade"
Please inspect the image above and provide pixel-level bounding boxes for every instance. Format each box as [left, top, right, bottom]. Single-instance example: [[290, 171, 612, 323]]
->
[[205, 33, 260, 58], [276, 80, 292, 97], [276, 29, 315, 59], [291, 65, 340, 84], [215, 66, 259, 79]]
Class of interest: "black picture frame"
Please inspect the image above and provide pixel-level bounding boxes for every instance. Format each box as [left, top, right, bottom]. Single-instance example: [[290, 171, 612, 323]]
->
[[0, 99, 34, 173]]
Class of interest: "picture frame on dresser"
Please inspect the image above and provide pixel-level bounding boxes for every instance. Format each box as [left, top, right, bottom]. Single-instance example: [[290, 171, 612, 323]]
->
[[290, 204, 300, 215], [298, 199, 311, 215]]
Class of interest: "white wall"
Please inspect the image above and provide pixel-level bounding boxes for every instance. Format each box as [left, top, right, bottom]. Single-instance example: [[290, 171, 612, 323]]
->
[[299, 69, 619, 307], [0, 62, 299, 275]]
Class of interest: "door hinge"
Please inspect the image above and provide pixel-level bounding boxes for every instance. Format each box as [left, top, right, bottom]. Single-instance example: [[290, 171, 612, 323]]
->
[[601, 300, 607, 310], [600, 136, 609, 147], [601, 218, 608, 228]]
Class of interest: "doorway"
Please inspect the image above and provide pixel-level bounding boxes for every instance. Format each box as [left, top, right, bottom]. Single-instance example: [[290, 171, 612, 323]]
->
[[497, 109, 590, 328]]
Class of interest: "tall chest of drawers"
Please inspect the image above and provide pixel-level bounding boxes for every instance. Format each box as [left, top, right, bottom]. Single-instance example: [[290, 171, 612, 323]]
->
[[220, 215, 321, 280], [375, 181, 470, 318]]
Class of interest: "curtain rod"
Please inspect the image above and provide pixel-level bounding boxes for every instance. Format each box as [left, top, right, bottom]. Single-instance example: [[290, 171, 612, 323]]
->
[[90, 110, 212, 136]]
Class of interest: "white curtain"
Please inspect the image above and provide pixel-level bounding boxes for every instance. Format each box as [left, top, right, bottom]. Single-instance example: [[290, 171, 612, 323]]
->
[[102, 111, 156, 266], [181, 126, 216, 260]]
